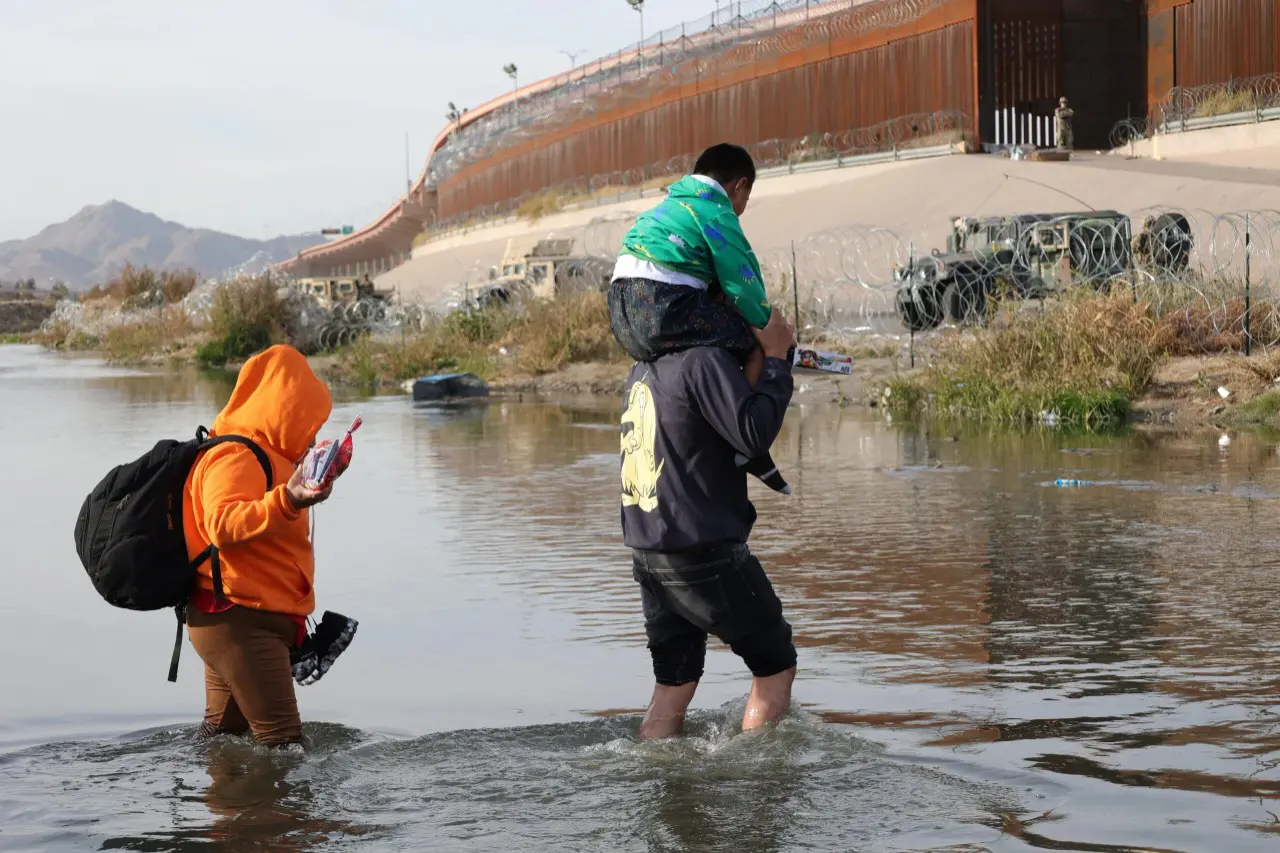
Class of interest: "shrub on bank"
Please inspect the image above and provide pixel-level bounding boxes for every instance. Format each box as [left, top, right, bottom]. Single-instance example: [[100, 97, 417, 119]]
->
[[196, 277, 287, 366], [102, 308, 195, 362], [1229, 390, 1280, 427], [509, 289, 619, 375], [884, 292, 1167, 428], [329, 291, 625, 387], [83, 264, 199, 307], [34, 269, 292, 366]]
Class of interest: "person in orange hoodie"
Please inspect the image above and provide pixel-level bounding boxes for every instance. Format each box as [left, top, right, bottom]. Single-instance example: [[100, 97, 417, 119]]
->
[[182, 344, 336, 747]]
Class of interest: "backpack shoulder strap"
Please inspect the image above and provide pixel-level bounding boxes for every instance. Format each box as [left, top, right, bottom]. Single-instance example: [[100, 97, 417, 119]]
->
[[172, 432, 278, 684], [188, 434, 276, 610], [199, 435, 274, 489]]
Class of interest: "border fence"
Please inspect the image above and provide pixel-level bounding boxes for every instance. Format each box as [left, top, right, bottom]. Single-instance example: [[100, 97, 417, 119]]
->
[[419, 110, 968, 240], [429, 0, 956, 191]]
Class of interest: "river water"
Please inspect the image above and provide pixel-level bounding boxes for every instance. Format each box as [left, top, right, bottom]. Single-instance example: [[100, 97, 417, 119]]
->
[[0, 343, 1277, 852]]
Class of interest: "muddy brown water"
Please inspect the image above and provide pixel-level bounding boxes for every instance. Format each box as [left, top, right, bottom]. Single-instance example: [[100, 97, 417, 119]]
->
[[0, 344, 1277, 852]]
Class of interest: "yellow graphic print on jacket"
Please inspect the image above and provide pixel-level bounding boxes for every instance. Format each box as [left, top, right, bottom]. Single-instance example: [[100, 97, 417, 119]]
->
[[620, 380, 664, 512]]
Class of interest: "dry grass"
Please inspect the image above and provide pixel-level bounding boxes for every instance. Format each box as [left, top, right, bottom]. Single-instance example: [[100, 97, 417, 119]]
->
[[898, 129, 964, 150], [1157, 295, 1280, 356], [884, 274, 1280, 430], [101, 308, 196, 362], [516, 191, 565, 223], [330, 291, 624, 387], [786, 143, 838, 164], [83, 264, 198, 306], [886, 291, 1172, 428], [1194, 89, 1259, 118], [35, 271, 294, 367], [34, 301, 198, 363], [505, 289, 622, 375]]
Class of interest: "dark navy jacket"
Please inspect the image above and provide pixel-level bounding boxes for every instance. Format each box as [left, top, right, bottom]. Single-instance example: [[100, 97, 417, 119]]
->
[[620, 347, 793, 552]]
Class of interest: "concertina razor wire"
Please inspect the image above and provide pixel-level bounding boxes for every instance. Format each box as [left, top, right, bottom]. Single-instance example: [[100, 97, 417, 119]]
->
[[40, 207, 1280, 355]]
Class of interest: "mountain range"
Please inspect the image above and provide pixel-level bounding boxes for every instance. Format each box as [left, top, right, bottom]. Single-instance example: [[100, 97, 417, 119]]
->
[[0, 201, 328, 289]]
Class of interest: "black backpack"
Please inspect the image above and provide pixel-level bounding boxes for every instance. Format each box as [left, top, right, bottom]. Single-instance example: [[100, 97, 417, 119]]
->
[[74, 426, 273, 682]]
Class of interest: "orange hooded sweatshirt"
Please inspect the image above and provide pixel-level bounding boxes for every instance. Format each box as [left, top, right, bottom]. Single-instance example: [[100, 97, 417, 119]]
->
[[183, 345, 333, 618]]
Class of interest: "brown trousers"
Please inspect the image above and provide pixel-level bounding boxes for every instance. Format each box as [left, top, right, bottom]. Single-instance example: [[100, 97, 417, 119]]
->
[[187, 606, 302, 746]]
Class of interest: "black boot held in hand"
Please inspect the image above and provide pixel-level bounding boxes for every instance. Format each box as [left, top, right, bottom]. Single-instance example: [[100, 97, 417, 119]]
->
[[290, 611, 359, 687], [735, 452, 791, 495]]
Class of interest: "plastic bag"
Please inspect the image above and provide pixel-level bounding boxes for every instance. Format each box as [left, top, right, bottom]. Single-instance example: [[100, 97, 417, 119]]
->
[[302, 416, 362, 491]]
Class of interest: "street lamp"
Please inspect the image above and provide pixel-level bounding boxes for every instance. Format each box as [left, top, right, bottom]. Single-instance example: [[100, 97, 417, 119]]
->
[[626, 0, 644, 68], [503, 63, 519, 130], [559, 48, 585, 69]]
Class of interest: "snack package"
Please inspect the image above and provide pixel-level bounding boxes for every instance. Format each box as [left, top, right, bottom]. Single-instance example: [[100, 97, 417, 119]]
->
[[792, 346, 854, 375], [302, 416, 362, 491]]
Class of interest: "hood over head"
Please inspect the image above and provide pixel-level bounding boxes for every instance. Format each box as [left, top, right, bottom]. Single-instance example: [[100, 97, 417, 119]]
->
[[211, 345, 332, 462]]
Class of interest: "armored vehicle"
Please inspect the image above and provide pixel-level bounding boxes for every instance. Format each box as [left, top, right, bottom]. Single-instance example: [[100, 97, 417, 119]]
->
[[893, 210, 1192, 332], [292, 274, 393, 309], [470, 237, 611, 308]]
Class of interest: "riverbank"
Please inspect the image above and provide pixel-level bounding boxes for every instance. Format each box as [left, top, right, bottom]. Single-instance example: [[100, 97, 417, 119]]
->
[[13, 326, 1280, 433], [25, 274, 1280, 434], [879, 285, 1280, 432], [477, 351, 1280, 436]]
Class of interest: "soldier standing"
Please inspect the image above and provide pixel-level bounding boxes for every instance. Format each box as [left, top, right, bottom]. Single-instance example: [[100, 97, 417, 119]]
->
[[1055, 97, 1075, 150]]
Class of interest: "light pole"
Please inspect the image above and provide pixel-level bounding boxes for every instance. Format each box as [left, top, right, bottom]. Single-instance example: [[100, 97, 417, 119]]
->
[[503, 63, 519, 129], [626, 0, 644, 69], [445, 101, 463, 131], [559, 48, 585, 69]]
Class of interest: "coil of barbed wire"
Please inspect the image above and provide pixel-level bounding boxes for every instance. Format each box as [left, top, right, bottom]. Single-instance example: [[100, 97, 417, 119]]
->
[[554, 257, 612, 296], [1161, 72, 1280, 125], [583, 213, 638, 260], [741, 208, 1280, 347], [1110, 117, 1150, 149]]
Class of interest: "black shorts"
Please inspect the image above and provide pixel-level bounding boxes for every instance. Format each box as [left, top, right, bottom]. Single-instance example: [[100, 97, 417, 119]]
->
[[608, 277, 758, 364], [632, 543, 797, 686]]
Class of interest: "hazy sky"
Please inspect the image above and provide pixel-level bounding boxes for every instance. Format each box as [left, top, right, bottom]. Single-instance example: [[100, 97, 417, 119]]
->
[[0, 0, 707, 241]]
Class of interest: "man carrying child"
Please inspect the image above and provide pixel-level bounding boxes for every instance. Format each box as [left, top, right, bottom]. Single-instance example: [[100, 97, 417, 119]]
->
[[611, 143, 800, 739]]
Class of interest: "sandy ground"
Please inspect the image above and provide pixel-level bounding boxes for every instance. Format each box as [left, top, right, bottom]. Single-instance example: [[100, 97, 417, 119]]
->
[[1132, 353, 1280, 429], [378, 149, 1280, 313]]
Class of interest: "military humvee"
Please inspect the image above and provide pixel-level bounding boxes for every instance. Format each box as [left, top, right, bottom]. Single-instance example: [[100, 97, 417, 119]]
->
[[892, 210, 1192, 332], [293, 274, 393, 309], [471, 237, 610, 308]]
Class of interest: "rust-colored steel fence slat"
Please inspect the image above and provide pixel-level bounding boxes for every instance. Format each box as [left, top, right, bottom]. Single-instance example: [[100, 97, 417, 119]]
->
[[436, 13, 977, 221]]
